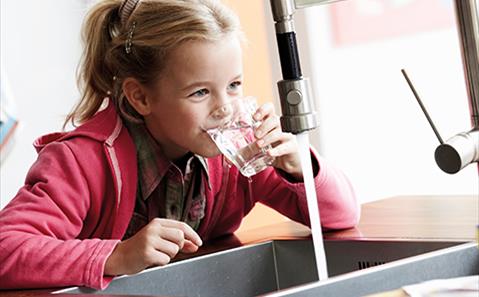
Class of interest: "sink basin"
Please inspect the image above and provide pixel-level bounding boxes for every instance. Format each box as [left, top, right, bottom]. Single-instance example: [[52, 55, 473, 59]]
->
[[58, 239, 474, 296]]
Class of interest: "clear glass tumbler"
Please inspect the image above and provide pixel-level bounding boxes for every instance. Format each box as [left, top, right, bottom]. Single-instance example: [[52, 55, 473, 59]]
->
[[202, 97, 275, 177]]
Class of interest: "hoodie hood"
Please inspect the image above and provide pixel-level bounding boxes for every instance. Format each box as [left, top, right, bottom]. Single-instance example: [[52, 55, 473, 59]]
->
[[34, 99, 121, 153]]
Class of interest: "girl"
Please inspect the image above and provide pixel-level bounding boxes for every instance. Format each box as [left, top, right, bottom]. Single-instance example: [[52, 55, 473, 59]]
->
[[0, 0, 359, 290]]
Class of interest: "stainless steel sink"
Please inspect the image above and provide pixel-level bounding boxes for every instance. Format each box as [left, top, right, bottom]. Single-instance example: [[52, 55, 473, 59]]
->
[[58, 239, 477, 297]]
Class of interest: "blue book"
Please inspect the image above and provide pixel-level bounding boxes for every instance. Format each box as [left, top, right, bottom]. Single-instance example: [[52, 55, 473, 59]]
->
[[0, 109, 18, 159]]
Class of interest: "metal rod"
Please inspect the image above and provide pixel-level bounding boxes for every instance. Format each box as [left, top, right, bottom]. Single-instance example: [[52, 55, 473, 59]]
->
[[401, 69, 444, 145], [454, 0, 479, 128]]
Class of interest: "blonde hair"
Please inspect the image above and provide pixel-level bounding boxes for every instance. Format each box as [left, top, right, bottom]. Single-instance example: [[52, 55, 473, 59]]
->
[[64, 0, 241, 128]]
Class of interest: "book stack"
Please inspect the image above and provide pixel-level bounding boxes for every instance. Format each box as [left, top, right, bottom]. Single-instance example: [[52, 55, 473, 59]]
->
[[0, 105, 18, 163]]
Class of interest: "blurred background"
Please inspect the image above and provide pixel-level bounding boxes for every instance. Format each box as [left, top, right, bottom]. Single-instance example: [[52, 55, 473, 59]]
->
[[1, 0, 477, 229]]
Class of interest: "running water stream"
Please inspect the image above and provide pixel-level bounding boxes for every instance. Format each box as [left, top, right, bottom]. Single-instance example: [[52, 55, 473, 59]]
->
[[296, 133, 329, 281]]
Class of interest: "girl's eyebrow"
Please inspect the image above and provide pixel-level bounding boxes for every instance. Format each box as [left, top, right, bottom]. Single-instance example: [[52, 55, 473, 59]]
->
[[230, 74, 243, 81], [181, 74, 243, 91], [181, 81, 210, 92]]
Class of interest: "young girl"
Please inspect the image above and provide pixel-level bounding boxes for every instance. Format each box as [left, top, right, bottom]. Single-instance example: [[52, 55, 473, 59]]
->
[[0, 0, 359, 290]]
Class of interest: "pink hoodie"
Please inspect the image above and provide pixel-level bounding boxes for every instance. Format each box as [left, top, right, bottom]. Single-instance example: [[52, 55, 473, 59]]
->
[[0, 101, 359, 290]]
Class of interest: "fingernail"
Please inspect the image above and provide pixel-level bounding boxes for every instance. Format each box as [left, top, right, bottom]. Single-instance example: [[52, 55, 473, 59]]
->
[[257, 139, 264, 147]]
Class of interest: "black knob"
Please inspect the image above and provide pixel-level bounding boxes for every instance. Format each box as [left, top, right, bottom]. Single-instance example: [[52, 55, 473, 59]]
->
[[435, 144, 461, 174]]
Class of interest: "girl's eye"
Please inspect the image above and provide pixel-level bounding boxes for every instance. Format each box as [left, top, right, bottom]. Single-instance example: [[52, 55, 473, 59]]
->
[[188, 88, 209, 99], [228, 81, 242, 91]]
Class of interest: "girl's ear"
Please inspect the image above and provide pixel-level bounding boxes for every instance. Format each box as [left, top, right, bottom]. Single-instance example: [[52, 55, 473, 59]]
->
[[122, 78, 151, 116]]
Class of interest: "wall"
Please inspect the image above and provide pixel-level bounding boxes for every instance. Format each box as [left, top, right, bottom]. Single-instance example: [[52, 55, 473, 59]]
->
[[0, 0, 85, 207], [222, 0, 277, 106]]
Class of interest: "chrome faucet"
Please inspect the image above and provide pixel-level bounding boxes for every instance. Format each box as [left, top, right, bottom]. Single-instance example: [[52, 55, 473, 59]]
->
[[269, 0, 479, 174], [269, 0, 320, 134], [434, 0, 479, 174]]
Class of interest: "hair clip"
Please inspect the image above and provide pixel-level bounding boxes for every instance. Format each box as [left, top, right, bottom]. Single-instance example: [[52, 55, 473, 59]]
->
[[125, 21, 136, 54], [119, 0, 141, 25]]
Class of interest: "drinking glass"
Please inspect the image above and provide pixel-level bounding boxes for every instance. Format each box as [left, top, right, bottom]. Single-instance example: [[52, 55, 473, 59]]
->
[[202, 97, 275, 177]]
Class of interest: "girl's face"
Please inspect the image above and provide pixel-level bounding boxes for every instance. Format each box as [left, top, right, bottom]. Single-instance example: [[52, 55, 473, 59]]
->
[[143, 35, 243, 160]]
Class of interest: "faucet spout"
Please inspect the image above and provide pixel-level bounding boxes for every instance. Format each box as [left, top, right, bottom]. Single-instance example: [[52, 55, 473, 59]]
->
[[270, 0, 318, 134], [436, 0, 479, 173]]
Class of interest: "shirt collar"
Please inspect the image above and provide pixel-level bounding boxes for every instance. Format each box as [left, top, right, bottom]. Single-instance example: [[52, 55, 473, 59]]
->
[[124, 120, 211, 200]]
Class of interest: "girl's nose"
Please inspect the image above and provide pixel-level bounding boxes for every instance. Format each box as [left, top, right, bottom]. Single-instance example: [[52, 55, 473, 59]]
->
[[215, 93, 232, 107]]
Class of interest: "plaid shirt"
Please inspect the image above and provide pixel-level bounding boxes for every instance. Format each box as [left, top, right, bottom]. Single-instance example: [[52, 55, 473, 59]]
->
[[123, 121, 210, 240]]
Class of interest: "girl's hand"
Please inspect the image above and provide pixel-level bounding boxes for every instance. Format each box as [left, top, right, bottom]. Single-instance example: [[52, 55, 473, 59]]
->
[[253, 102, 303, 181], [104, 218, 202, 276]]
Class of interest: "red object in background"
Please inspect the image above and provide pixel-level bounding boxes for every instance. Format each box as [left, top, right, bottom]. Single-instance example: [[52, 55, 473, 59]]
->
[[330, 0, 456, 46]]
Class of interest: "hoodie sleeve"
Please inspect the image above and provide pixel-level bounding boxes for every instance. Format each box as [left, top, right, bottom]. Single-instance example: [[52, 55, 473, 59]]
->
[[251, 148, 360, 230], [0, 142, 118, 290]]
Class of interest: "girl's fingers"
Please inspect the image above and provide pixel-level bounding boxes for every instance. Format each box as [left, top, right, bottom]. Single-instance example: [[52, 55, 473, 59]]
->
[[158, 227, 186, 249], [255, 115, 280, 139], [257, 128, 282, 148], [180, 240, 200, 254], [257, 128, 294, 150], [253, 102, 275, 121], [153, 218, 203, 247], [153, 237, 181, 259], [151, 220, 203, 258], [268, 140, 297, 157], [148, 249, 172, 267]]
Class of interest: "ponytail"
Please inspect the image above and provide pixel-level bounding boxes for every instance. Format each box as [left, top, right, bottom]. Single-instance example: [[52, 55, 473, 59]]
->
[[64, 0, 122, 128]]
